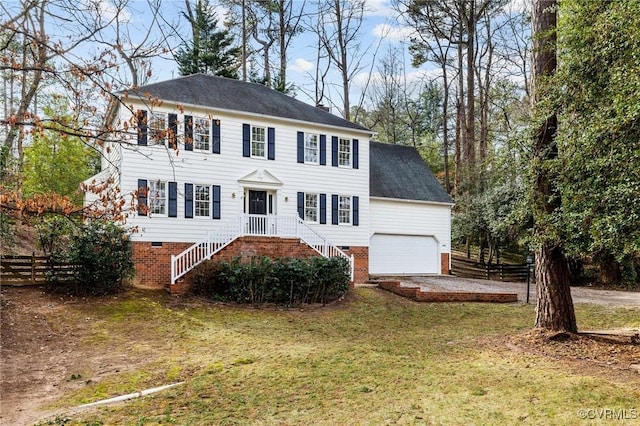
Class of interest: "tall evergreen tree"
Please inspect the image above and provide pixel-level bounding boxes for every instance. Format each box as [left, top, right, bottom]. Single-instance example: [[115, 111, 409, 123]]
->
[[175, 0, 241, 78]]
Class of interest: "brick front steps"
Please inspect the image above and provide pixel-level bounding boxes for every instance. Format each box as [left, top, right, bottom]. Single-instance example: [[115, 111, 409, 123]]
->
[[373, 280, 518, 303]]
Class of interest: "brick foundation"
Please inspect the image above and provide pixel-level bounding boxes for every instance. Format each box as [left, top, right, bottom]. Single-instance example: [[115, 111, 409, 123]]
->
[[340, 246, 369, 284], [132, 238, 369, 293], [376, 280, 517, 303], [132, 242, 191, 289]]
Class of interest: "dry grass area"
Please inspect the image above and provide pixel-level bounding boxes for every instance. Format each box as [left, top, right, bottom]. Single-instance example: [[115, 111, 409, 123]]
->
[[1, 286, 638, 426]]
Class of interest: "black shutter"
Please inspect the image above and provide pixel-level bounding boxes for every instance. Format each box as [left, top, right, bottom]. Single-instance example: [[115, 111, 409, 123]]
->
[[184, 183, 193, 218], [352, 196, 359, 226], [320, 193, 327, 224], [267, 127, 275, 160], [332, 194, 339, 225], [320, 135, 327, 165], [168, 113, 178, 149], [297, 131, 304, 163], [212, 185, 221, 219], [212, 119, 221, 154], [297, 192, 304, 219], [352, 139, 359, 169], [137, 179, 147, 216], [137, 110, 147, 146], [242, 123, 250, 157], [331, 136, 338, 167], [184, 115, 193, 151], [168, 181, 177, 217]]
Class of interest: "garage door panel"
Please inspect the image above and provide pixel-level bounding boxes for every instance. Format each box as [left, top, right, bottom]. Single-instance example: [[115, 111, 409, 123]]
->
[[370, 234, 439, 275]]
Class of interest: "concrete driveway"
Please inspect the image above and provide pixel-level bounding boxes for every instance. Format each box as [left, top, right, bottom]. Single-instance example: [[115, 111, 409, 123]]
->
[[397, 275, 640, 307]]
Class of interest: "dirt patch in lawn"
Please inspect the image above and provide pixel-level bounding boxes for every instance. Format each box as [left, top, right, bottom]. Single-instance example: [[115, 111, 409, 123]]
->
[[0, 287, 169, 426], [1, 286, 638, 426], [502, 329, 640, 381]]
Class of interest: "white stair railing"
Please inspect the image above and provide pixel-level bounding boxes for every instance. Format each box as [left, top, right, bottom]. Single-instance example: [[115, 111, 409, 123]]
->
[[171, 215, 354, 284]]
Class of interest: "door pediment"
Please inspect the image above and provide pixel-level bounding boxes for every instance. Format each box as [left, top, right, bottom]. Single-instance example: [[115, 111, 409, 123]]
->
[[238, 169, 283, 189]]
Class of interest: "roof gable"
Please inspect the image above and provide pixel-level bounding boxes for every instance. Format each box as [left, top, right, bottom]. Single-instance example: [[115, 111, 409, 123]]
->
[[124, 74, 370, 133], [369, 141, 452, 204]]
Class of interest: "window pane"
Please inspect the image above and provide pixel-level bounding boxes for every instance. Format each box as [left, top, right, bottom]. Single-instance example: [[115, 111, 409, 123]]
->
[[305, 193, 318, 222], [194, 118, 210, 150], [252, 127, 266, 157], [149, 113, 167, 145], [338, 195, 351, 224], [339, 138, 351, 166], [304, 134, 318, 163], [149, 180, 166, 215], [195, 185, 210, 217]]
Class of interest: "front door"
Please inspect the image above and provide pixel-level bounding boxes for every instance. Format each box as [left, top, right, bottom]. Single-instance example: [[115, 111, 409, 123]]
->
[[248, 190, 267, 215]]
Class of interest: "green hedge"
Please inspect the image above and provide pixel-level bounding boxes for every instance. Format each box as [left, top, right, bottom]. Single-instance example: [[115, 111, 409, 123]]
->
[[190, 256, 350, 305]]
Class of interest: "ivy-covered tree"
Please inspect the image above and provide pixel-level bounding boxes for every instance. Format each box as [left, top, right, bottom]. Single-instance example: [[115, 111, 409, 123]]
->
[[175, 0, 241, 78], [530, 0, 576, 333], [556, 0, 640, 285]]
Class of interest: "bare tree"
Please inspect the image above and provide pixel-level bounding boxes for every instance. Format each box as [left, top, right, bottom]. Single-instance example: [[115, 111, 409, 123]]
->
[[531, 0, 576, 332], [314, 0, 367, 121], [401, 0, 459, 193], [222, 0, 305, 90], [0, 0, 169, 220]]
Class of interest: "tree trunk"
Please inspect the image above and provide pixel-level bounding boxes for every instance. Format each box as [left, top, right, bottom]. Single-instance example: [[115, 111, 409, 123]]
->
[[532, 0, 577, 333], [535, 243, 577, 331], [597, 253, 621, 285]]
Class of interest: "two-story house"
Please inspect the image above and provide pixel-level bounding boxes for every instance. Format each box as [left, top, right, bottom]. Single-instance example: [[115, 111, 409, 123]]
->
[[85, 74, 452, 292]]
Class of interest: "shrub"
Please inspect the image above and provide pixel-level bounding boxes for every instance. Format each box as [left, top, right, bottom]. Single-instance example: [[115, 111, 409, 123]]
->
[[191, 255, 350, 306], [38, 217, 134, 296]]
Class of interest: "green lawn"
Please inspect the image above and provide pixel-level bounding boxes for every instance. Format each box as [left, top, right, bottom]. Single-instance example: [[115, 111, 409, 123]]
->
[[40, 289, 639, 425]]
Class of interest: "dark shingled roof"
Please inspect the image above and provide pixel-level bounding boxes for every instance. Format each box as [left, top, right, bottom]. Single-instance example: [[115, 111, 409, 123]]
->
[[124, 73, 369, 132], [370, 141, 453, 204]]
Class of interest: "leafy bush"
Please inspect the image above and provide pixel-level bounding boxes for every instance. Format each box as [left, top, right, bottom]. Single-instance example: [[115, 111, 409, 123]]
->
[[191, 256, 350, 306], [37, 217, 134, 296]]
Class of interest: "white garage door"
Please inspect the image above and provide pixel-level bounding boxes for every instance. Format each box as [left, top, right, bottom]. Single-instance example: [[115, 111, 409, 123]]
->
[[370, 234, 439, 275]]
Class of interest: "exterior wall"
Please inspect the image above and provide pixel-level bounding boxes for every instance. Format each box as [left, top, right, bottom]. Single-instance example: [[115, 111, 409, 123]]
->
[[369, 197, 452, 274], [132, 242, 192, 289], [116, 100, 371, 249]]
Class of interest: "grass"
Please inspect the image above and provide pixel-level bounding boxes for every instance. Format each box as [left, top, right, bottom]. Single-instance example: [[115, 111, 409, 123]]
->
[[39, 289, 639, 425]]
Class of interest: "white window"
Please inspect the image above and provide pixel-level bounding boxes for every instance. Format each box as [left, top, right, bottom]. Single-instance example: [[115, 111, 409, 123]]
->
[[195, 185, 210, 217], [338, 195, 351, 224], [194, 118, 210, 150], [304, 193, 318, 223], [304, 133, 318, 164], [338, 138, 351, 167], [252, 126, 266, 158], [149, 180, 167, 215], [148, 112, 166, 145]]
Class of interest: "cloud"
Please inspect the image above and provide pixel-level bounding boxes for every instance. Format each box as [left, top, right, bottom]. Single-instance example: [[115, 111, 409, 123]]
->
[[290, 58, 314, 73], [364, 0, 395, 17], [93, 0, 131, 23], [371, 23, 416, 41]]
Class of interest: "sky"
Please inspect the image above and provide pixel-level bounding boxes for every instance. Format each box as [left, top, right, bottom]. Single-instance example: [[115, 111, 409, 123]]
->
[[3, 0, 527, 117], [144, 0, 426, 113]]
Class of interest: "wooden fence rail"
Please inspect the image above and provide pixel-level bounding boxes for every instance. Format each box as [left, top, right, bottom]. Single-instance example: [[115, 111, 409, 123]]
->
[[452, 256, 531, 282], [1, 254, 76, 286]]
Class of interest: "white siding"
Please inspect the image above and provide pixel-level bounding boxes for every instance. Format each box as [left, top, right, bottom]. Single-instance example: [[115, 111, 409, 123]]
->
[[115, 100, 371, 247], [369, 197, 452, 254]]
